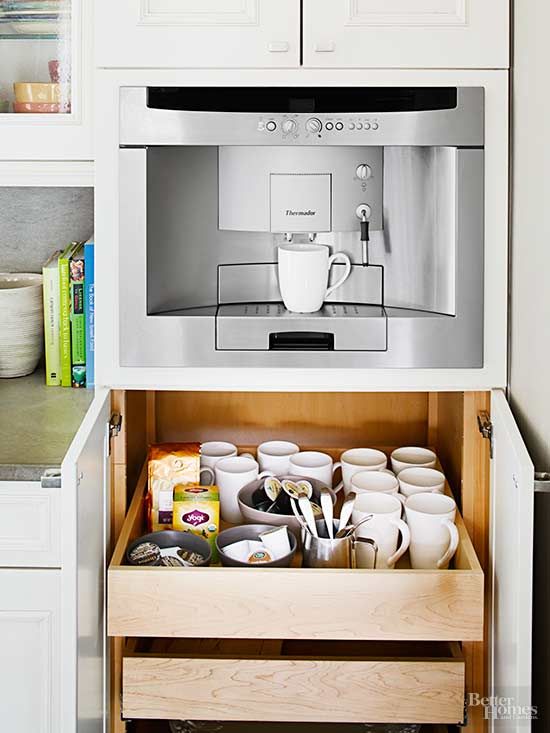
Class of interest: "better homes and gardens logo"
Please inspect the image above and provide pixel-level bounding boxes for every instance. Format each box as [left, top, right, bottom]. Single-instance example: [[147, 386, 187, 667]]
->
[[468, 693, 537, 722]]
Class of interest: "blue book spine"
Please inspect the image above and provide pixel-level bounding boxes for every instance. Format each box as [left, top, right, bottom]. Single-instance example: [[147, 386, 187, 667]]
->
[[84, 241, 95, 388]]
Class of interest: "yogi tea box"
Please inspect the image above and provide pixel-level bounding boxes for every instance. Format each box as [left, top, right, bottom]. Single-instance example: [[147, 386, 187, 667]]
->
[[173, 484, 220, 562]]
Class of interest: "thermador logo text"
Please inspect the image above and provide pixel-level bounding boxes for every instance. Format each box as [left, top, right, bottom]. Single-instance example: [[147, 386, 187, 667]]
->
[[285, 209, 316, 216]]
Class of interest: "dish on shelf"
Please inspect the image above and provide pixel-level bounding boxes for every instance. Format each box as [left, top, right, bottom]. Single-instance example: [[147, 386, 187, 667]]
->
[[13, 101, 69, 113], [14, 82, 68, 103]]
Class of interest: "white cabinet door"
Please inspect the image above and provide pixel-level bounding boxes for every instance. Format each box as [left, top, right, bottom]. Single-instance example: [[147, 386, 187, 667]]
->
[[0, 481, 61, 567], [0, 570, 61, 733], [489, 390, 534, 731], [61, 389, 111, 733], [303, 0, 509, 69], [96, 0, 300, 68]]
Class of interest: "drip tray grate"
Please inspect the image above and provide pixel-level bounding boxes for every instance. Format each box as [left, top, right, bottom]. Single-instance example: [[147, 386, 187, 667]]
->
[[216, 302, 387, 351]]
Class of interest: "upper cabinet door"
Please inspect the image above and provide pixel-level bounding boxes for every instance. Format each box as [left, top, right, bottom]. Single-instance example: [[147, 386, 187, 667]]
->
[[96, 0, 300, 68], [0, 0, 93, 160], [303, 0, 509, 69], [490, 389, 534, 731]]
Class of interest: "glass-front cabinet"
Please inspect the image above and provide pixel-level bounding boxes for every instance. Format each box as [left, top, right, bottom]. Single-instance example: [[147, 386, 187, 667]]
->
[[0, 0, 92, 160]]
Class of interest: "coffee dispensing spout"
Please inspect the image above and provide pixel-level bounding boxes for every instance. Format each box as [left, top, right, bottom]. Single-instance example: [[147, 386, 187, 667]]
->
[[356, 204, 372, 267]]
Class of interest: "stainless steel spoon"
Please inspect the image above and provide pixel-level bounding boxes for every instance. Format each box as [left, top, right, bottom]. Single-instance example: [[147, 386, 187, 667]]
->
[[338, 491, 357, 533], [335, 514, 374, 539], [298, 494, 319, 537], [320, 486, 334, 539]]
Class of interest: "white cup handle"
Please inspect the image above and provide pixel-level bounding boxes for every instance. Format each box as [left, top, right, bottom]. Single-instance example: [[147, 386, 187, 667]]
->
[[395, 493, 406, 506], [387, 518, 411, 567], [200, 467, 215, 486], [240, 452, 255, 460], [331, 461, 343, 493], [437, 519, 459, 569], [326, 253, 352, 298]]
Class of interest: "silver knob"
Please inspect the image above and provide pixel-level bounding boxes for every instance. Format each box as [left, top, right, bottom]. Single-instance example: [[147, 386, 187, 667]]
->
[[356, 164, 372, 180], [282, 119, 297, 134], [306, 117, 322, 134], [266, 120, 277, 132]]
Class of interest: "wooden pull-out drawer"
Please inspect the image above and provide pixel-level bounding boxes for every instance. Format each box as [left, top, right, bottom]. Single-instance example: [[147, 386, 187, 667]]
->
[[108, 454, 483, 642], [122, 638, 465, 725]]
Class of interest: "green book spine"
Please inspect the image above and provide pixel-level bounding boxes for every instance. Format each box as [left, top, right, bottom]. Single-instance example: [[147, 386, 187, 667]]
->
[[69, 245, 86, 388], [42, 252, 61, 386], [59, 243, 75, 387]]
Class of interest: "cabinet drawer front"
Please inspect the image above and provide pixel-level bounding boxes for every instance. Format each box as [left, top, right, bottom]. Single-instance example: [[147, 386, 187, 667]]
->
[[0, 482, 61, 567], [108, 462, 484, 641], [303, 0, 509, 69], [96, 0, 301, 68], [122, 640, 465, 724]]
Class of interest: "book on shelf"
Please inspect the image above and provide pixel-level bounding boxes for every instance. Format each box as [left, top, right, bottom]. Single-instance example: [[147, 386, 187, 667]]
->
[[69, 242, 86, 388], [59, 242, 79, 388], [84, 237, 95, 389], [42, 249, 63, 386]]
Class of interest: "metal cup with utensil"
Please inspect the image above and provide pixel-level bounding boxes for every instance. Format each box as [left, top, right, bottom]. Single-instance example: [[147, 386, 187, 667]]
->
[[302, 518, 378, 569]]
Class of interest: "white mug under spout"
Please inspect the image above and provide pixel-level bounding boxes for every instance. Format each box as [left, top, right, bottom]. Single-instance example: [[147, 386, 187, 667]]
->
[[277, 244, 352, 313]]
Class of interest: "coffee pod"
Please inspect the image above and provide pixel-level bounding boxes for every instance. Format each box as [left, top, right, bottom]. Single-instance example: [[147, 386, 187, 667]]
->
[[248, 549, 273, 564], [259, 525, 292, 556]]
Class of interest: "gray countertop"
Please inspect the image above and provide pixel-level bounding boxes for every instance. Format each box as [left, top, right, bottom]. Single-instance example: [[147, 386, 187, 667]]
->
[[0, 369, 94, 481]]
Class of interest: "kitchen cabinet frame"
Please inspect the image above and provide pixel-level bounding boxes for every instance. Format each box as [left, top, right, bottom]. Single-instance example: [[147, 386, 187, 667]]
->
[[72, 387, 532, 733]]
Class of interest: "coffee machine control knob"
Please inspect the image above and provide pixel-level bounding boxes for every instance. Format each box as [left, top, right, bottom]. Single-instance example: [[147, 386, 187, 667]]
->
[[356, 164, 372, 180], [306, 117, 323, 133], [282, 119, 298, 135]]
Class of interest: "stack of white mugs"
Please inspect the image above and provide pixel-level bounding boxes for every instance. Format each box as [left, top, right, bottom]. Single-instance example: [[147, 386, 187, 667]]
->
[[200, 441, 459, 571]]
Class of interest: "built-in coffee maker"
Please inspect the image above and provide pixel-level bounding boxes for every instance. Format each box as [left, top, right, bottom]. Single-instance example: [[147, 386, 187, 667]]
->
[[119, 86, 484, 367]]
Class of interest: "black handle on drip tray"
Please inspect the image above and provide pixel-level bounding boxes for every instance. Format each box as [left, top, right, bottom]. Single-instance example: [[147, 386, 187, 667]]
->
[[269, 332, 335, 351]]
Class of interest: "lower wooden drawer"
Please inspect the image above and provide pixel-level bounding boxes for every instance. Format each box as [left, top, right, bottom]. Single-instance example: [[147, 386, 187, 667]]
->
[[122, 639, 465, 725]]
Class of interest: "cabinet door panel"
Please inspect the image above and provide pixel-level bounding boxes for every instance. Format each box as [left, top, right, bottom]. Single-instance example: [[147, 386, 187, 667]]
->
[[96, 0, 300, 68], [490, 389, 534, 731], [0, 571, 61, 733], [303, 0, 509, 69]]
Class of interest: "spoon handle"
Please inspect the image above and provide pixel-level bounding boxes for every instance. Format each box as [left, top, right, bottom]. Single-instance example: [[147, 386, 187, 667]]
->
[[290, 497, 309, 533], [339, 491, 357, 532], [299, 495, 318, 537], [320, 487, 334, 539]]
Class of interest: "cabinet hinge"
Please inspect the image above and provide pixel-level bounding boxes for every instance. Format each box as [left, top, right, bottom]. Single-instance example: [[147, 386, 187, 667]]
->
[[108, 413, 123, 455], [477, 410, 494, 458]]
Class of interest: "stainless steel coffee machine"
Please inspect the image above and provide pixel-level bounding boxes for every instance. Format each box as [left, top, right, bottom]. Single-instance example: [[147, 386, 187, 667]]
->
[[119, 86, 484, 367]]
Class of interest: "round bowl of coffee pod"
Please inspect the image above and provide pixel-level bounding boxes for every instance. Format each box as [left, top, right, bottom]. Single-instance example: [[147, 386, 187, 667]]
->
[[238, 475, 336, 538], [126, 530, 211, 567], [216, 524, 298, 568]]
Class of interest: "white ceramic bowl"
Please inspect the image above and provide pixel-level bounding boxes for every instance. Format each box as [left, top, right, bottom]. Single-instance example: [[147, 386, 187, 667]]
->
[[0, 273, 43, 378]]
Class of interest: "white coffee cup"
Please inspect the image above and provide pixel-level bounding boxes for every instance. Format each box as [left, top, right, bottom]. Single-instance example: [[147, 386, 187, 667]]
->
[[390, 446, 437, 475], [350, 470, 400, 498], [257, 440, 300, 474], [278, 244, 352, 314], [398, 467, 446, 498], [289, 451, 343, 492], [340, 448, 388, 495], [352, 493, 410, 569], [201, 441, 238, 470], [404, 492, 459, 569], [215, 455, 273, 524]]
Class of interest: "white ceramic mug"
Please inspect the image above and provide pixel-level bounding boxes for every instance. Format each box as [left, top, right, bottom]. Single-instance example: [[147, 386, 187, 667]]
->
[[398, 467, 446, 498], [200, 441, 238, 470], [350, 470, 401, 499], [390, 446, 437, 475], [289, 451, 343, 492], [340, 448, 388, 495], [257, 440, 300, 474], [352, 493, 410, 569], [404, 492, 459, 569], [215, 455, 272, 524], [278, 244, 352, 313]]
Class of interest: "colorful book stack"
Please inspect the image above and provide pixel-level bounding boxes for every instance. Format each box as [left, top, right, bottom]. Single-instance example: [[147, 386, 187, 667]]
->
[[42, 236, 95, 388]]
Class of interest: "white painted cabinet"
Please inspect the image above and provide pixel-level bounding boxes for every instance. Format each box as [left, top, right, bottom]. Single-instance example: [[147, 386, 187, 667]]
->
[[0, 570, 61, 733], [302, 0, 509, 69], [96, 0, 301, 69]]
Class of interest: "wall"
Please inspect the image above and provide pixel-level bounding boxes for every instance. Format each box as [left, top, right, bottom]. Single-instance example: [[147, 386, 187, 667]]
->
[[510, 1, 550, 473], [0, 187, 93, 273]]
